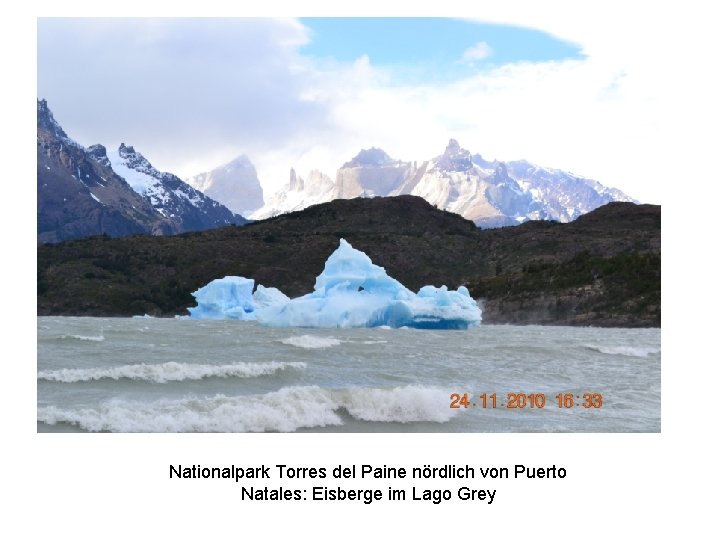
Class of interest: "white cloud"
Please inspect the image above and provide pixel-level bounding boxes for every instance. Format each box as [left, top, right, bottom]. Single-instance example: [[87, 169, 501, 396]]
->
[[37, 8, 703, 204], [461, 41, 492, 63], [38, 18, 325, 183], [269, 50, 662, 203]]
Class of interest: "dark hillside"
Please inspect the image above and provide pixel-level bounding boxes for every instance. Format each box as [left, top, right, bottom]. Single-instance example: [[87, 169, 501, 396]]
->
[[37, 196, 660, 326]]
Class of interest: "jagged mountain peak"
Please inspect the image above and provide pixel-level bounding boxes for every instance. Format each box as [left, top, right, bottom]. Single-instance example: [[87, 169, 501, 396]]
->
[[37, 98, 49, 114], [117, 142, 147, 163], [493, 162, 509, 179], [247, 135, 634, 228], [199, 153, 256, 176], [37, 98, 72, 143], [87, 144, 111, 168], [435, 139, 473, 172], [117, 143, 157, 176], [445, 138, 462, 154], [37, 98, 55, 125], [343, 147, 393, 168], [223, 154, 254, 168], [250, 167, 335, 220], [118, 142, 134, 153], [37, 98, 55, 126], [288, 168, 302, 190]]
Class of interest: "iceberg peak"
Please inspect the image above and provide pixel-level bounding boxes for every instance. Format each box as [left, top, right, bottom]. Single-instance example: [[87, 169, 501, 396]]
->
[[314, 239, 401, 295]]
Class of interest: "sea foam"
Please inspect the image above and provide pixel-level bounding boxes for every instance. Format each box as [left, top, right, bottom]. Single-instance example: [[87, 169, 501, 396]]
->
[[37, 385, 455, 432], [280, 335, 343, 349], [37, 361, 306, 384], [59, 333, 105, 342], [584, 345, 661, 358]]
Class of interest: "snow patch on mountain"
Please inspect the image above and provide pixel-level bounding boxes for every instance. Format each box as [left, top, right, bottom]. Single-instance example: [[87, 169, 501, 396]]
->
[[105, 143, 245, 226], [251, 168, 334, 220], [108, 145, 158, 196], [233, 139, 635, 228]]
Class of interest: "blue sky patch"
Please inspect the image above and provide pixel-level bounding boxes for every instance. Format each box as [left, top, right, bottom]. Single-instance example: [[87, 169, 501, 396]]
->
[[300, 17, 583, 81]]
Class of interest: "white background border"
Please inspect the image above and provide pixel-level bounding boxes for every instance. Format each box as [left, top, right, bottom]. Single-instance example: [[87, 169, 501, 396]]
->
[[4, 1, 718, 537]]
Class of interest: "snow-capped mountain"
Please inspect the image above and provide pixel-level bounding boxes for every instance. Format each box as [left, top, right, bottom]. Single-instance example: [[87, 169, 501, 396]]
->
[[501, 158, 632, 223], [389, 140, 547, 228], [37, 99, 246, 243], [38, 100, 170, 242], [106, 143, 245, 231], [251, 168, 334, 220], [252, 139, 634, 227], [187, 155, 264, 217]]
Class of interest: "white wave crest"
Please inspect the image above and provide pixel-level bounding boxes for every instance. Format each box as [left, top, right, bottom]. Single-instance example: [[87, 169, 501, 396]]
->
[[37, 361, 306, 383], [338, 386, 455, 423], [37, 385, 455, 432], [280, 335, 343, 349], [60, 334, 104, 342], [585, 345, 660, 358]]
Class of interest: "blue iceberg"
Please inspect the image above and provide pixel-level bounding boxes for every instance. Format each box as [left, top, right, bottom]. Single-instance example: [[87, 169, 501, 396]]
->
[[188, 277, 288, 320], [188, 239, 481, 329]]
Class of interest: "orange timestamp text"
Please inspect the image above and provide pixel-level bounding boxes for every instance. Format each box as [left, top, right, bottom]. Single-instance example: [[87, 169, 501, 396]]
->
[[449, 392, 603, 409]]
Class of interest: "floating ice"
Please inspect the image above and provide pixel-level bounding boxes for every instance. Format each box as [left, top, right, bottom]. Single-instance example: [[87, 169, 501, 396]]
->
[[252, 285, 291, 310], [187, 239, 481, 329], [188, 276, 255, 320], [187, 277, 288, 320]]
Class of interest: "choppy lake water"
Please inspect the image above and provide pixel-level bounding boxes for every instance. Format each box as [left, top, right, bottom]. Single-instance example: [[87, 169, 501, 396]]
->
[[37, 317, 660, 432]]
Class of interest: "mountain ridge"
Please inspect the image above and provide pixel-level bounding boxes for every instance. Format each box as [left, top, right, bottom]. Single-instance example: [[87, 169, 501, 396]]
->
[[240, 139, 635, 225], [37, 99, 247, 242]]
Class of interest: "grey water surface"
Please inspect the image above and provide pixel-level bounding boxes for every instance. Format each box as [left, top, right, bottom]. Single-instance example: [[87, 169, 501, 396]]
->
[[37, 317, 660, 433]]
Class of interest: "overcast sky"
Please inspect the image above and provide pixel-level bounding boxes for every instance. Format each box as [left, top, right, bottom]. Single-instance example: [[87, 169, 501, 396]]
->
[[37, 11, 684, 203]]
